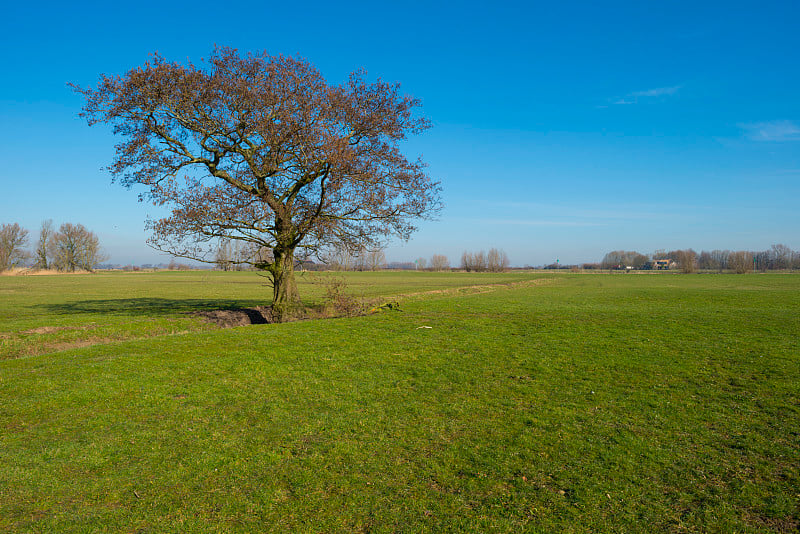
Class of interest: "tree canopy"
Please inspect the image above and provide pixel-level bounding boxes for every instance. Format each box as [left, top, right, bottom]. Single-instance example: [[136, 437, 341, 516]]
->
[[73, 47, 441, 320]]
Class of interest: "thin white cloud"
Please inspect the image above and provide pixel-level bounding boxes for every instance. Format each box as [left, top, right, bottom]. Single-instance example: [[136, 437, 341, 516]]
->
[[630, 86, 682, 97], [610, 85, 682, 105], [739, 120, 800, 141]]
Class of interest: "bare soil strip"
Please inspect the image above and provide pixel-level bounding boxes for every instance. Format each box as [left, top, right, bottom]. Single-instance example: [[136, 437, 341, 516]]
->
[[393, 277, 556, 300], [195, 307, 273, 327]]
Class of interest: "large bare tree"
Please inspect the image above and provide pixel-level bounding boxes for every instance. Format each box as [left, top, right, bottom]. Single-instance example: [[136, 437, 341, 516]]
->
[[49, 223, 106, 272], [73, 47, 441, 321], [0, 223, 30, 271]]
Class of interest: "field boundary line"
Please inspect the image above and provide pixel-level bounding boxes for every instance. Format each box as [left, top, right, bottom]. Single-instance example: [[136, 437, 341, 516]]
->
[[391, 277, 557, 302]]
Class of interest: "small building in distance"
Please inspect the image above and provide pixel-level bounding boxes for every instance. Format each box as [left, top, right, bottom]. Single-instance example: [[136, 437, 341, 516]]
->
[[648, 259, 673, 270]]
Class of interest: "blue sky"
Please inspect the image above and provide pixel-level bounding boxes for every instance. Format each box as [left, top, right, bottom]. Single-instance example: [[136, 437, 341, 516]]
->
[[1, 0, 798, 266]]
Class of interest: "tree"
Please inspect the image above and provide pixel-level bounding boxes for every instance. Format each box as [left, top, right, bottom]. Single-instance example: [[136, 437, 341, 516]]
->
[[486, 248, 510, 272], [215, 239, 232, 271], [601, 250, 624, 269], [73, 47, 441, 321], [0, 223, 29, 271], [770, 244, 792, 270], [364, 248, 386, 271], [675, 249, 697, 273], [628, 252, 649, 269], [323, 245, 357, 271], [461, 250, 488, 272], [35, 220, 53, 270], [698, 250, 715, 271], [710, 249, 730, 273], [753, 250, 770, 272], [416, 257, 428, 270], [49, 223, 107, 272], [601, 250, 648, 270], [728, 251, 753, 274], [429, 254, 449, 271]]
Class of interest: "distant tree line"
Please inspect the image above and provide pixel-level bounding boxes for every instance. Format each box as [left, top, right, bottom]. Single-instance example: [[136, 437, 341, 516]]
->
[[214, 239, 274, 272], [216, 242, 457, 273], [461, 248, 510, 272], [599, 244, 799, 274], [212, 243, 511, 273], [0, 221, 107, 272], [319, 246, 388, 272]]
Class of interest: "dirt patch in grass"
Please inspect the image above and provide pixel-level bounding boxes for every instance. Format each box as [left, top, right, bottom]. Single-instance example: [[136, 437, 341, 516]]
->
[[396, 277, 556, 300], [45, 338, 113, 353], [0, 268, 94, 276], [748, 515, 800, 533], [20, 325, 97, 335], [195, 306, 273, 327]]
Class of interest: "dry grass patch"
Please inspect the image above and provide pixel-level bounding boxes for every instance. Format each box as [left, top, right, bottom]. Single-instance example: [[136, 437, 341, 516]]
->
[[396, 277, 556, 300], [0, 268, 94, 276]]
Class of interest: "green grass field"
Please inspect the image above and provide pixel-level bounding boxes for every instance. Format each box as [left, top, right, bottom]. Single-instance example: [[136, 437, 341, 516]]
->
[[1, 271, 798, 532]]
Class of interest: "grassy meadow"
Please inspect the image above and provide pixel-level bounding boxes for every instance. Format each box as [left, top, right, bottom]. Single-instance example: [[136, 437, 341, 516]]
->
[[0, 270, 798, 532]]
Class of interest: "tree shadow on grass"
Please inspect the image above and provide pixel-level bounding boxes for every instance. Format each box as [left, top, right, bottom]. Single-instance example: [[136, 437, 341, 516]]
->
[[37, 298, 269, 318]]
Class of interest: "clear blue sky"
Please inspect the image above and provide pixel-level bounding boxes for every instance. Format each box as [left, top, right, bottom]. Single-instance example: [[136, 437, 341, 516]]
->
[[1, 0, 798, 266]]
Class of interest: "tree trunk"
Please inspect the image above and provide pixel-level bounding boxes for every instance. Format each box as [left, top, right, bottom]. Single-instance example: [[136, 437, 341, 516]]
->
[[270, 248, 300, 322]]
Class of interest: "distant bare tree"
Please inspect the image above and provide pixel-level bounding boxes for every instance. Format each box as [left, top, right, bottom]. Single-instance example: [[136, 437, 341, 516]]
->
[[430, 254, 449, 271], [728, 251, 753, 274], [487, 248, 510, 272], [0, 223, 30, 271], [323, 245, 357, 271], [601, 250, 624, 269], [601, 250, 648, 270], [711, 250, 730, 273], [365, 249, 387, 271], [770, 244, 792, 270], [675, 249, 697, 273], [630, 252, 649, 269], [461, 250, 488, 272], [753, 250, 770, 272], [50, 223, 107, 272], [34, 220, 53, 270], [415, 257, 428, 270], [487, 248, 500, 272], [216, 240, 275, 271], [698, 250, 715, 271], [461, 251, 479, 271], [215, 240, 232, 271], [460, 251, 471, 271], [474, 250, 487, 272], [250, 244, 273, 269], [230, 240, 246, 271]]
